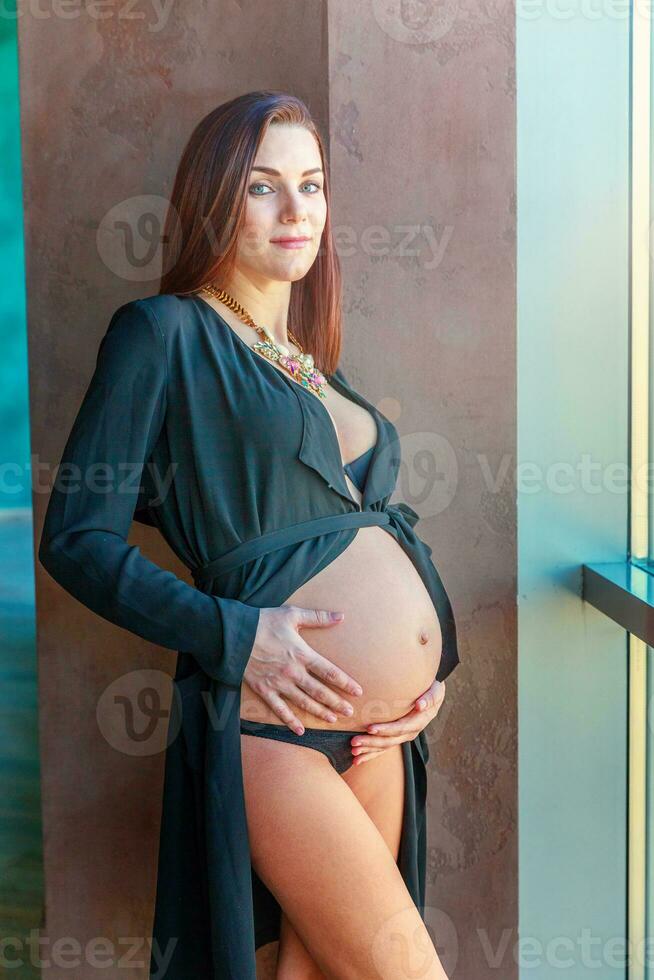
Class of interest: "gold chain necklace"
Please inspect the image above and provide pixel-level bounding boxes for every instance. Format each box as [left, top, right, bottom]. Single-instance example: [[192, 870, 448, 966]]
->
[[199, 284, 328, 398]]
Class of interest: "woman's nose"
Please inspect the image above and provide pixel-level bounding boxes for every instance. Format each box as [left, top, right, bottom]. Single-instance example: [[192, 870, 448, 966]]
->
[[279, 191, 309, 222]]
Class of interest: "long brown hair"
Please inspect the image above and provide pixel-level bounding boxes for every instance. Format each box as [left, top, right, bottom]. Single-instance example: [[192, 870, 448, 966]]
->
[[158, 90, 343, 376]]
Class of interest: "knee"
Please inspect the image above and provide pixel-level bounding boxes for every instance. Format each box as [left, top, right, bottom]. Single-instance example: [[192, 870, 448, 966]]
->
[[277, 915, 327, 980]]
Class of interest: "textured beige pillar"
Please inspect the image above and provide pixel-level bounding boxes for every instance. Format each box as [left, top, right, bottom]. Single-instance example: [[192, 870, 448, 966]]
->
[[22, 2, 514, 977], [325, 4, 517, 977]]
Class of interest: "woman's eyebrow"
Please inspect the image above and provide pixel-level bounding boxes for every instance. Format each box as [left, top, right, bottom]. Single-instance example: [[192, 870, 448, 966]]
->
[[251, 166, 324, 177]]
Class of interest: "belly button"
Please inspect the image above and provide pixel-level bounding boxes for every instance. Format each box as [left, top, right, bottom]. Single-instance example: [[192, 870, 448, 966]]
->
[[418, 629, 429, 645]]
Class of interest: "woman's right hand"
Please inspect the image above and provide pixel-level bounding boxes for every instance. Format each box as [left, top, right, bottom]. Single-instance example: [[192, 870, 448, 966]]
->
[[242, 605, 363, 734]]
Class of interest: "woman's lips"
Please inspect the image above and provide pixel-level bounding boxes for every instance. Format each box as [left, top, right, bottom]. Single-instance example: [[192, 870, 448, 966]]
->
[[271, 238, 311, 249]]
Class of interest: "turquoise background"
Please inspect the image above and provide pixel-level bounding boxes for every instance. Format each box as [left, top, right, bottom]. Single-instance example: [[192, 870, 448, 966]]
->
[[517, 5, 630, 977], [0, 3, 29, 513], [0, 3, 43, 974]]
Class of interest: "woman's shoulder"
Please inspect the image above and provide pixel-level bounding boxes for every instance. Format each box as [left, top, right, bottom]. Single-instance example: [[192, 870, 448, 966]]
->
[[106, 293, 204, 359], [121, 292, 195, 334], [332, 365, 349, 385]]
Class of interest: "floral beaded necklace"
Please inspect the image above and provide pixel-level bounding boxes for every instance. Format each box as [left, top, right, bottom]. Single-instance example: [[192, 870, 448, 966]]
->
[[200, 284, 328, 399]]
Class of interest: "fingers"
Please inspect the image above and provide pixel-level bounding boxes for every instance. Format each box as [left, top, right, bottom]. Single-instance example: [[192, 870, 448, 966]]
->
[[290, 671, 357, 719], [351, 748, 384, 765], [351, 725, 423, 764], [267, 657, 358, 722], [350, 732, 415, 753], [416, 679, 446, 711], [293, 606, 346, 629], [253, 661, 358, 731], [259, 691, 306, 735], [288, 608, 363, 697], [368, 716, 428, 738], [303, 647, 364, 698], [274, 674, 342, 724]]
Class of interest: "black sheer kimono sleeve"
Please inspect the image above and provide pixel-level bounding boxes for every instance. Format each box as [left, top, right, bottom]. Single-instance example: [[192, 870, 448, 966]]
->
[[38, 299, 260, 688]]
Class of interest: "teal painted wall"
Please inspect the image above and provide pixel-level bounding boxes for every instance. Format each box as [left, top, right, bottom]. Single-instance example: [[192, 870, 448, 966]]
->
[[0, 2, 43, 968], [517, 8, 630, 978], [0, 1, 29, 512]]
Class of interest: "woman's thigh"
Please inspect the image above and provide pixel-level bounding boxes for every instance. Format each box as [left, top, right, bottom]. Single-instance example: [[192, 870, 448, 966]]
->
[[277, 746, 406, 979], [240, 734, 445, 980]]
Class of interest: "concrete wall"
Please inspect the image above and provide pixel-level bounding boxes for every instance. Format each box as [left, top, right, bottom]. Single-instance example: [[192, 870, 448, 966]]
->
[[23, 2, 515, 976]]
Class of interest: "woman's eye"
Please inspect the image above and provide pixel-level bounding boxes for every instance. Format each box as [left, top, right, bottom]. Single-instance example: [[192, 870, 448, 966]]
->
[[248, 181, 323, 196]]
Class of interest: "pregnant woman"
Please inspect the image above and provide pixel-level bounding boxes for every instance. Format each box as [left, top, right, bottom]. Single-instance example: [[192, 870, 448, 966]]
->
[[39, 91, 460, 980]]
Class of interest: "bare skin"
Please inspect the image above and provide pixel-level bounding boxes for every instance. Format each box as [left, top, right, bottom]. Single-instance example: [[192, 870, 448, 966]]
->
[[241, 523, 442, 732], [274, 743, 406, 979], [241, 734, 449, 980], [204, 121, 450, 978]]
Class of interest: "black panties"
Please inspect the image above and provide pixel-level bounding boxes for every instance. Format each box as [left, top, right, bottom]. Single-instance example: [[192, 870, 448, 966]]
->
[[240, 719, 367, 775]]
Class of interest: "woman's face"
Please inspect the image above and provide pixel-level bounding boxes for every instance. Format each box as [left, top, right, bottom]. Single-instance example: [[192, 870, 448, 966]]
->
[[234, 123, 327, 285]]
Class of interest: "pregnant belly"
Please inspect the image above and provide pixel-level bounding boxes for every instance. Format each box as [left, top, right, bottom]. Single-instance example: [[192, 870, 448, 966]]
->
[[239, 524, 443, 731]]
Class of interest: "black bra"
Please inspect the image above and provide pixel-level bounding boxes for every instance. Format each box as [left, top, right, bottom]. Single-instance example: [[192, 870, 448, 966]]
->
[[342, 443, 376, 492]]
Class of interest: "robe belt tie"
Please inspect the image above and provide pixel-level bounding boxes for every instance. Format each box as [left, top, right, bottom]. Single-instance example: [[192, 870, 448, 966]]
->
[[190, 509, 399, 587]]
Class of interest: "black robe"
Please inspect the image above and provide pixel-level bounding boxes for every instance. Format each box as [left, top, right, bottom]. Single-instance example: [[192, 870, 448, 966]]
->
[[38, 292, 460, 979]]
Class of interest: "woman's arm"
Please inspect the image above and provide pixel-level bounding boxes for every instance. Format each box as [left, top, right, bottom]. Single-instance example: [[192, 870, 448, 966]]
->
[[38, 299, 260, 688]]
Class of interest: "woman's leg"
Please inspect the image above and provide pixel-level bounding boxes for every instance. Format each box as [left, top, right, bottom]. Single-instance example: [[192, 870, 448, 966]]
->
[[277, 911, 325, 980], [240, 734, 448, 980], [275, 745, 406, 980]]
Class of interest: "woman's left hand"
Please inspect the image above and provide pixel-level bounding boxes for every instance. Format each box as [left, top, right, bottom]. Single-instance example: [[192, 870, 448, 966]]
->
[[349, 679, 446, 765]]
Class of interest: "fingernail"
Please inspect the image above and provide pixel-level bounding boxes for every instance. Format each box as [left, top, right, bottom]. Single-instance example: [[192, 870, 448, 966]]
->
[[343, 704, 353, 715], [351, 738, 361, 746], [418, 699, 427, 709], [295, 725, 304, 735], [330, 611, 344, 620], [352, 685, 363, 696], [368, 726, 378, 734], [327, 713, 338, 722]]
